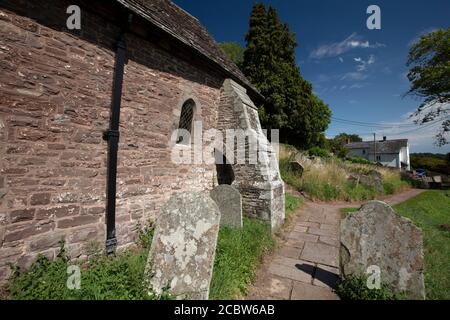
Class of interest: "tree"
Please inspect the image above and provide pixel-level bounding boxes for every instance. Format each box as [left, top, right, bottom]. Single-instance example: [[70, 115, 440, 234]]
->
[[334, 133, 363, 144], [327, 133, 362, 158], [406, 28, 450, 146], [242, 4, 331, 149], [219, 42, 245, 68], [242, 3, 270, 93]]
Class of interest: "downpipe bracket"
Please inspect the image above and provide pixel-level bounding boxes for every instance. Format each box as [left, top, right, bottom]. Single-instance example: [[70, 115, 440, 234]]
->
[[105, 237, 118, 255], [102, 129, 120, 141]]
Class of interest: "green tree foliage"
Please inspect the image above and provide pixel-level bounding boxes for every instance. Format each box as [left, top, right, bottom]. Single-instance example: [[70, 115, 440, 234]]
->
[[219, 42, 245, 68], [406, 28, 450, 146], [335, 133, 363, 143], [410, 153, 450, 174], [242, 4, 331, 149], [327, 133, 362, 158]]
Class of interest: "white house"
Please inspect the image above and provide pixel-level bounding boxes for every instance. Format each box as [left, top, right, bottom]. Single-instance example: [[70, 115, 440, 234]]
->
[[345, 137, 411, 170]]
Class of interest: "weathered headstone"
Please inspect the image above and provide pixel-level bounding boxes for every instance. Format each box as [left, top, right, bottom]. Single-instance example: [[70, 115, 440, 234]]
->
[[289, 161, 304, 177], [348, 170, 383, 193], [210, 185, 243, 228], [145, 192, 221, 300], [340, 201, 425, 299]]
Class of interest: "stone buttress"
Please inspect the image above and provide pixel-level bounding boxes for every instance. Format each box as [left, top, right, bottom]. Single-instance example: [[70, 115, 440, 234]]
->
[[216, 79, 285, 232]]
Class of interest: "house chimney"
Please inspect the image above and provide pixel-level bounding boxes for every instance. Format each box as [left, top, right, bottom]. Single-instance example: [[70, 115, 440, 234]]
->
[[383, 136, 386, 141]]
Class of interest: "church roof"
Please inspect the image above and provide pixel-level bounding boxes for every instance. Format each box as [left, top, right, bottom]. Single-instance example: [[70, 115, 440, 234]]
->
[[116, 0, 260, 98], [345, 139, 408, 154]]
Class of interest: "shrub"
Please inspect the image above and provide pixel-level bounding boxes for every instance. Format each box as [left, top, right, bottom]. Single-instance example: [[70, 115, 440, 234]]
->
[[336, 275, 400, 300], [382, 170, 410, 195], [348, 156, 372, 165], [308, 146, 330, 158], [137, 221, 155, 249], [410, 154, 449, 174], [337, 147, 349, 159]]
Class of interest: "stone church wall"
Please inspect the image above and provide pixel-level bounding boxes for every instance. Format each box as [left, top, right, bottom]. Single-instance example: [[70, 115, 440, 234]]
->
[[0, 0, 223, 283]]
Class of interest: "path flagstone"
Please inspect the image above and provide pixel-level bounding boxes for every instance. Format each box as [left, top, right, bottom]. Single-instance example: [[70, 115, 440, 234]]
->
[[247, 188, 425, 300], [248, 202, 341, 300]]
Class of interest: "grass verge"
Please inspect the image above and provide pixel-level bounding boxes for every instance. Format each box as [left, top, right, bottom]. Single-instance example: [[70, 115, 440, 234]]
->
[[209, 217, 275, 299], [4, 193, 302, 300], [209, 193, 303, 299], [279, 144, 411, 202], [393, 190, 450, 300], [3, 225, 155, 300], [340, 207, 358, 219], [285, 192, 303, 219]]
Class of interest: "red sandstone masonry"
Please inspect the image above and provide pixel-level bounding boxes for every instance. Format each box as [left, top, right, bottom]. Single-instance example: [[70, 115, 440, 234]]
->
[[0, 0, 225, 283]]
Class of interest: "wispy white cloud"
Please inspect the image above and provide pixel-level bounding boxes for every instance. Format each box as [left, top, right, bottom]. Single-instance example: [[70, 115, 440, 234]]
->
[[355, 54, 376, 71], [341, 72, 368, 81], [336, 54, 377, 84], [349, 83, 366, 89], [310, 33, 385, 59]]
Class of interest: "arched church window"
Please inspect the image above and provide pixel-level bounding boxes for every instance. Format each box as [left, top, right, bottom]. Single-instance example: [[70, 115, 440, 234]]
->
[[176, 99, 195, 145]]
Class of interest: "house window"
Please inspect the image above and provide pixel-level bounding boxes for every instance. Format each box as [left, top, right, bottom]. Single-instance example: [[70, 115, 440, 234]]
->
[[176, 99, 195, 145], [376, 155, 381, 161], [362, 149, 366, 155]]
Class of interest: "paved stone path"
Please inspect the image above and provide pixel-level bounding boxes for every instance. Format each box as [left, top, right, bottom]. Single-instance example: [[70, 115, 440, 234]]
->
[[247, 188, 425, 300]]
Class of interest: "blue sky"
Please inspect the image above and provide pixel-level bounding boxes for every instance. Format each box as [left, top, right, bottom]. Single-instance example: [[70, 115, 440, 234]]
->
[[174, 0, 450, 153]]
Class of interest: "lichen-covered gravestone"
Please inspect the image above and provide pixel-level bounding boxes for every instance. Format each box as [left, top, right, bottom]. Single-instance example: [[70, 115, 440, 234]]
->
[[145, 192, 221, 299], [340, 201, 425, 299], [210, 185, 242, 228]]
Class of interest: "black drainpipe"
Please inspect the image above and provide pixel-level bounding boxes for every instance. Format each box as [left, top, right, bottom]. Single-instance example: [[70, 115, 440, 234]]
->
[[103, 13, 133, 255]]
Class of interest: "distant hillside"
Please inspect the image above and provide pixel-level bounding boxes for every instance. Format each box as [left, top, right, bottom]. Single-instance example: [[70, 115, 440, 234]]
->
[[411, 153, 447, 160], [410, 153, 449, 175]]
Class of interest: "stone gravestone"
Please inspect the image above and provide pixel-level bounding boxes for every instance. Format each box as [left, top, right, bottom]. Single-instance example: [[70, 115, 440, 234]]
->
[[348, 170, 383, 193], [210, 185, 243, 228], [289, 161, 304, 177], [145, 192, 221, 300], [340, 201, 425, 299]]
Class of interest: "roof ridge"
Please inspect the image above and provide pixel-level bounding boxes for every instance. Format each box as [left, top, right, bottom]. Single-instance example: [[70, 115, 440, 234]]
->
[[172, 1, 199, 22]]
